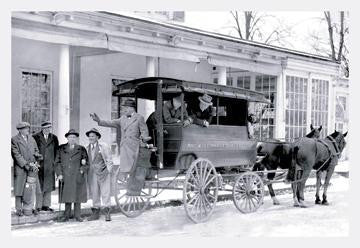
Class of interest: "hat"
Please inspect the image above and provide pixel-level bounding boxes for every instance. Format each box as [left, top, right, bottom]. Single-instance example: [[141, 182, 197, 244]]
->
[[65, 129, 79, 138], [86, 128, 101, 139], [16, 122, 30, 130], [122, 99, 136, 108], [41, 121, 52, 129], [198, 94, 213, 106]]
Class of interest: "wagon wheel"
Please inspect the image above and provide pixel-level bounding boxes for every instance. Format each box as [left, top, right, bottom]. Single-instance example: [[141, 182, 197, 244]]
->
[[183, 158, 219, 223], [232, 172, 264, 213], [114, 172, 152, 218]]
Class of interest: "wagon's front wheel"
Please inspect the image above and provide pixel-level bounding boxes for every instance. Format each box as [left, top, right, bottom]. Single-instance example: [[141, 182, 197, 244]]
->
[[232, 172, 264, 213], [183, 158, 218, 223], [114, 172, 152, 218]]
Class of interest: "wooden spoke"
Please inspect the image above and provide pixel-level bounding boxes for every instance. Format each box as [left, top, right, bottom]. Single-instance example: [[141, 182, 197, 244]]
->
[[114, 171, 152, 218], [184, 158, 218, 223], [232, 172, 264, 214]]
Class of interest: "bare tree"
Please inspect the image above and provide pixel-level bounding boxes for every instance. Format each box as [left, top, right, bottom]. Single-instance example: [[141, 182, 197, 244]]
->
[[309, 11, 349, 77], [229, 11, 293, 47]]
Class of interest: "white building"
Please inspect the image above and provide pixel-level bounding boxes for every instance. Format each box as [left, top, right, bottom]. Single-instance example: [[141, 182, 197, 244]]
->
[[11, 11, 348, 159]]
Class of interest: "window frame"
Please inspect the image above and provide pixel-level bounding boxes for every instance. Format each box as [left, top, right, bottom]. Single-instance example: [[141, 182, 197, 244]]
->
[[20, 68, 53, 134]]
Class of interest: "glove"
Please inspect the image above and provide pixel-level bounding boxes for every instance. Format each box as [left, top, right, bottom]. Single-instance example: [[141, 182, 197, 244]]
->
[[203, 120, 209, 127], [183, 119, 191, 127]]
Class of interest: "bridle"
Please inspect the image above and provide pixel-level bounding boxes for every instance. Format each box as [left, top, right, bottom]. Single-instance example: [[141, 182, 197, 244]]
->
[[326, 134, 345, 159]]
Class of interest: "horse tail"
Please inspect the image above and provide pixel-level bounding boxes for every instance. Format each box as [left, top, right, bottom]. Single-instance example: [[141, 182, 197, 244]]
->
[[286, 145, 299, 182]]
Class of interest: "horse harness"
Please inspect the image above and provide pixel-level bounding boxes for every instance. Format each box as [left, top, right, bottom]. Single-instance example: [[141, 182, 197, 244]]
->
[[315, 136, 342, 172]]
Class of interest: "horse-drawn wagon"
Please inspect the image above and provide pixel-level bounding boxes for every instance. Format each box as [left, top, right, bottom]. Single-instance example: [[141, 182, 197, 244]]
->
[[110, 77, 348, 223]]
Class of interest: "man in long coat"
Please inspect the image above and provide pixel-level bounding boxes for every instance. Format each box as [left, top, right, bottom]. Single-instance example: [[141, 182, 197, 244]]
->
[[55, 129, 89, 222], [11, 122, 42, 216], [90, 99, 150, 174], [33, 121, 59, 212]]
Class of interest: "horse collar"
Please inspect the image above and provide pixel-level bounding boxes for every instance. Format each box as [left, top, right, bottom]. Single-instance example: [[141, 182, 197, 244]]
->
[[326, 135, 341, 158]]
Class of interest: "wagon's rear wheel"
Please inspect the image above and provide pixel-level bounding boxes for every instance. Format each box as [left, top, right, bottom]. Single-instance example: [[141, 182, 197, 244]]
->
[[183, 158, 218, 223], [114, 172, 152, 218], [232, 172, 264, 213]]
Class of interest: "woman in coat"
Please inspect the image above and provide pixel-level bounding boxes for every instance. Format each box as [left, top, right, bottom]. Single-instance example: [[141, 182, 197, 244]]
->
[[55, 129, 89, 222]]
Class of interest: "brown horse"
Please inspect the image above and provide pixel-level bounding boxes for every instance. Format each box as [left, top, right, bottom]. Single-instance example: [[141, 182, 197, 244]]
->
[[289, 130, 347, 207], [254, 124, 322, 205]]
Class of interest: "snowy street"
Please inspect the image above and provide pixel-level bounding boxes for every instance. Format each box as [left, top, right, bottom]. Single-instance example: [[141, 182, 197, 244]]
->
[[11, 173, 349, 237]]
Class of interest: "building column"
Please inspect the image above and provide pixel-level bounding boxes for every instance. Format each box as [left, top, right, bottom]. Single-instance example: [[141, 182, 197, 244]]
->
[[275, 71, 285, 139], [248, 73, 256, 114], [138, 56, 156, 120], [328, 79, 336, 133], [306, 73, 312, 133], [58, 44, 70, 144], [218, 66, 227, 85]]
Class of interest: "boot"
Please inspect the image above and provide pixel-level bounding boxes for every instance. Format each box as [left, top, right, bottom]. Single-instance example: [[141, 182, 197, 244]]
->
[[87, 208, 100, 221], [104, 207, 111, 222]]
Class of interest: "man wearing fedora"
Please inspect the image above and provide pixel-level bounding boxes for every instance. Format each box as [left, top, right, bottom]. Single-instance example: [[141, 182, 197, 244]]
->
[[11, 122, 42, 216], [90, 99, 151, 175], [85, 128, 113, 221], [55, 129, 89, 222], [188, 94, 215, 127], [32, 121, 59, 212]]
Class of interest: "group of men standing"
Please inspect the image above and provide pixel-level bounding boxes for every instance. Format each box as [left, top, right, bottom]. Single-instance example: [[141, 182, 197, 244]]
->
[[11, 94, 218, 223]]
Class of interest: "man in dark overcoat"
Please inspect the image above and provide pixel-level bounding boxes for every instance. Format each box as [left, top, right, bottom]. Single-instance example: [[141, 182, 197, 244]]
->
[[33, 121, 59, 212], [11, 122, 42, 216], [55, 129, 89, 222]]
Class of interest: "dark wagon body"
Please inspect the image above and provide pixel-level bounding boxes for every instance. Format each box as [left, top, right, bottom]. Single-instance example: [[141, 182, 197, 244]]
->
[[112, 77, 270, 223]]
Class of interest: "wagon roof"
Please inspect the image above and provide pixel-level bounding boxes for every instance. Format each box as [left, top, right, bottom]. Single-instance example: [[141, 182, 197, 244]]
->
[[113, 77, 270, 103]]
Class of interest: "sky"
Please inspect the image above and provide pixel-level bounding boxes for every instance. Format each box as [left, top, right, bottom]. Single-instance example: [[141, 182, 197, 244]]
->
[[183, 11, 329, 55]]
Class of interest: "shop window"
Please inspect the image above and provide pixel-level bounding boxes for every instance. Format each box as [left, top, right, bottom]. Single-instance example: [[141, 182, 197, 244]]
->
[[236, 76, 251, 89], [285, 76, 308, 141], [21, 71, 52, 134], [311, 79, 329, 138], [253, 75, 277, 140]]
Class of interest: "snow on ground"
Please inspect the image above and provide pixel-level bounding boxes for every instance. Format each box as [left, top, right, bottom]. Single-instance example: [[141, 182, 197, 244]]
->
[[11, 175, 349, 237]]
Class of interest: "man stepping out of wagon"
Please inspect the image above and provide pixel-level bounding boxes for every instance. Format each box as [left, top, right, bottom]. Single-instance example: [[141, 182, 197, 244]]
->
[[11, 122, 42, 216], [188, 94, 215, 127], [55, 129, 89, 222], [86, 128, 113, 222], [90, 99, 151, 178], [32, 121, 59, 213]]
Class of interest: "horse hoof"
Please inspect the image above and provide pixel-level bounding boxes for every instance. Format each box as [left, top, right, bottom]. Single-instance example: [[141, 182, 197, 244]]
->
[[299, 204, 307, 208], [322, 201, 329, 206], [315, 199, 321, 204], [273, 202, 280, 206]]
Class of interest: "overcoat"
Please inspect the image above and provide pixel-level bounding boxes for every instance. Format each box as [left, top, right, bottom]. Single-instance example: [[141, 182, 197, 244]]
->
[[188, 103, 214, 126], [55, 144, 89, 203], [98, 112, 149, 173], [33, 132, 59, 192], [11, 133, 40, 196]]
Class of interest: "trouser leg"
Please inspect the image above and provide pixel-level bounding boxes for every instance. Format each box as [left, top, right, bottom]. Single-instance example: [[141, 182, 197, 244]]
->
[[15, 196, 23, 211], [74, 203, 81, 218], [90, 173, 101, 208], [42, 191, 52, 207], [23, 182, 36, 215], [64, 203, 72, 218], [100, 174, 112, 207]]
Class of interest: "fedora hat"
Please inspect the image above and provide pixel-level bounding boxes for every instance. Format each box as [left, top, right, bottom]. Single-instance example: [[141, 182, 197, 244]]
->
[[86, 128, 101, 139], [41, 121, 52, 129], [65, 129, 79, 138], [122, 99, 136, 108], [198, 94, 213, 106], [16, 122, 30, 130]]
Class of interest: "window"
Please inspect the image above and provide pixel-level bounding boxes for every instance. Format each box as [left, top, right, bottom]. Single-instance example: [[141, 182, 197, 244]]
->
[[335, 95, 347, 133], [311, 79, 329, 138], [253, 75, 277, 140], [21, 71, 52, 134], [236, 76, 251, 89], [226, 77, 233, 86], [285, 76, 308, 141], [213, 78, 218, 85]]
